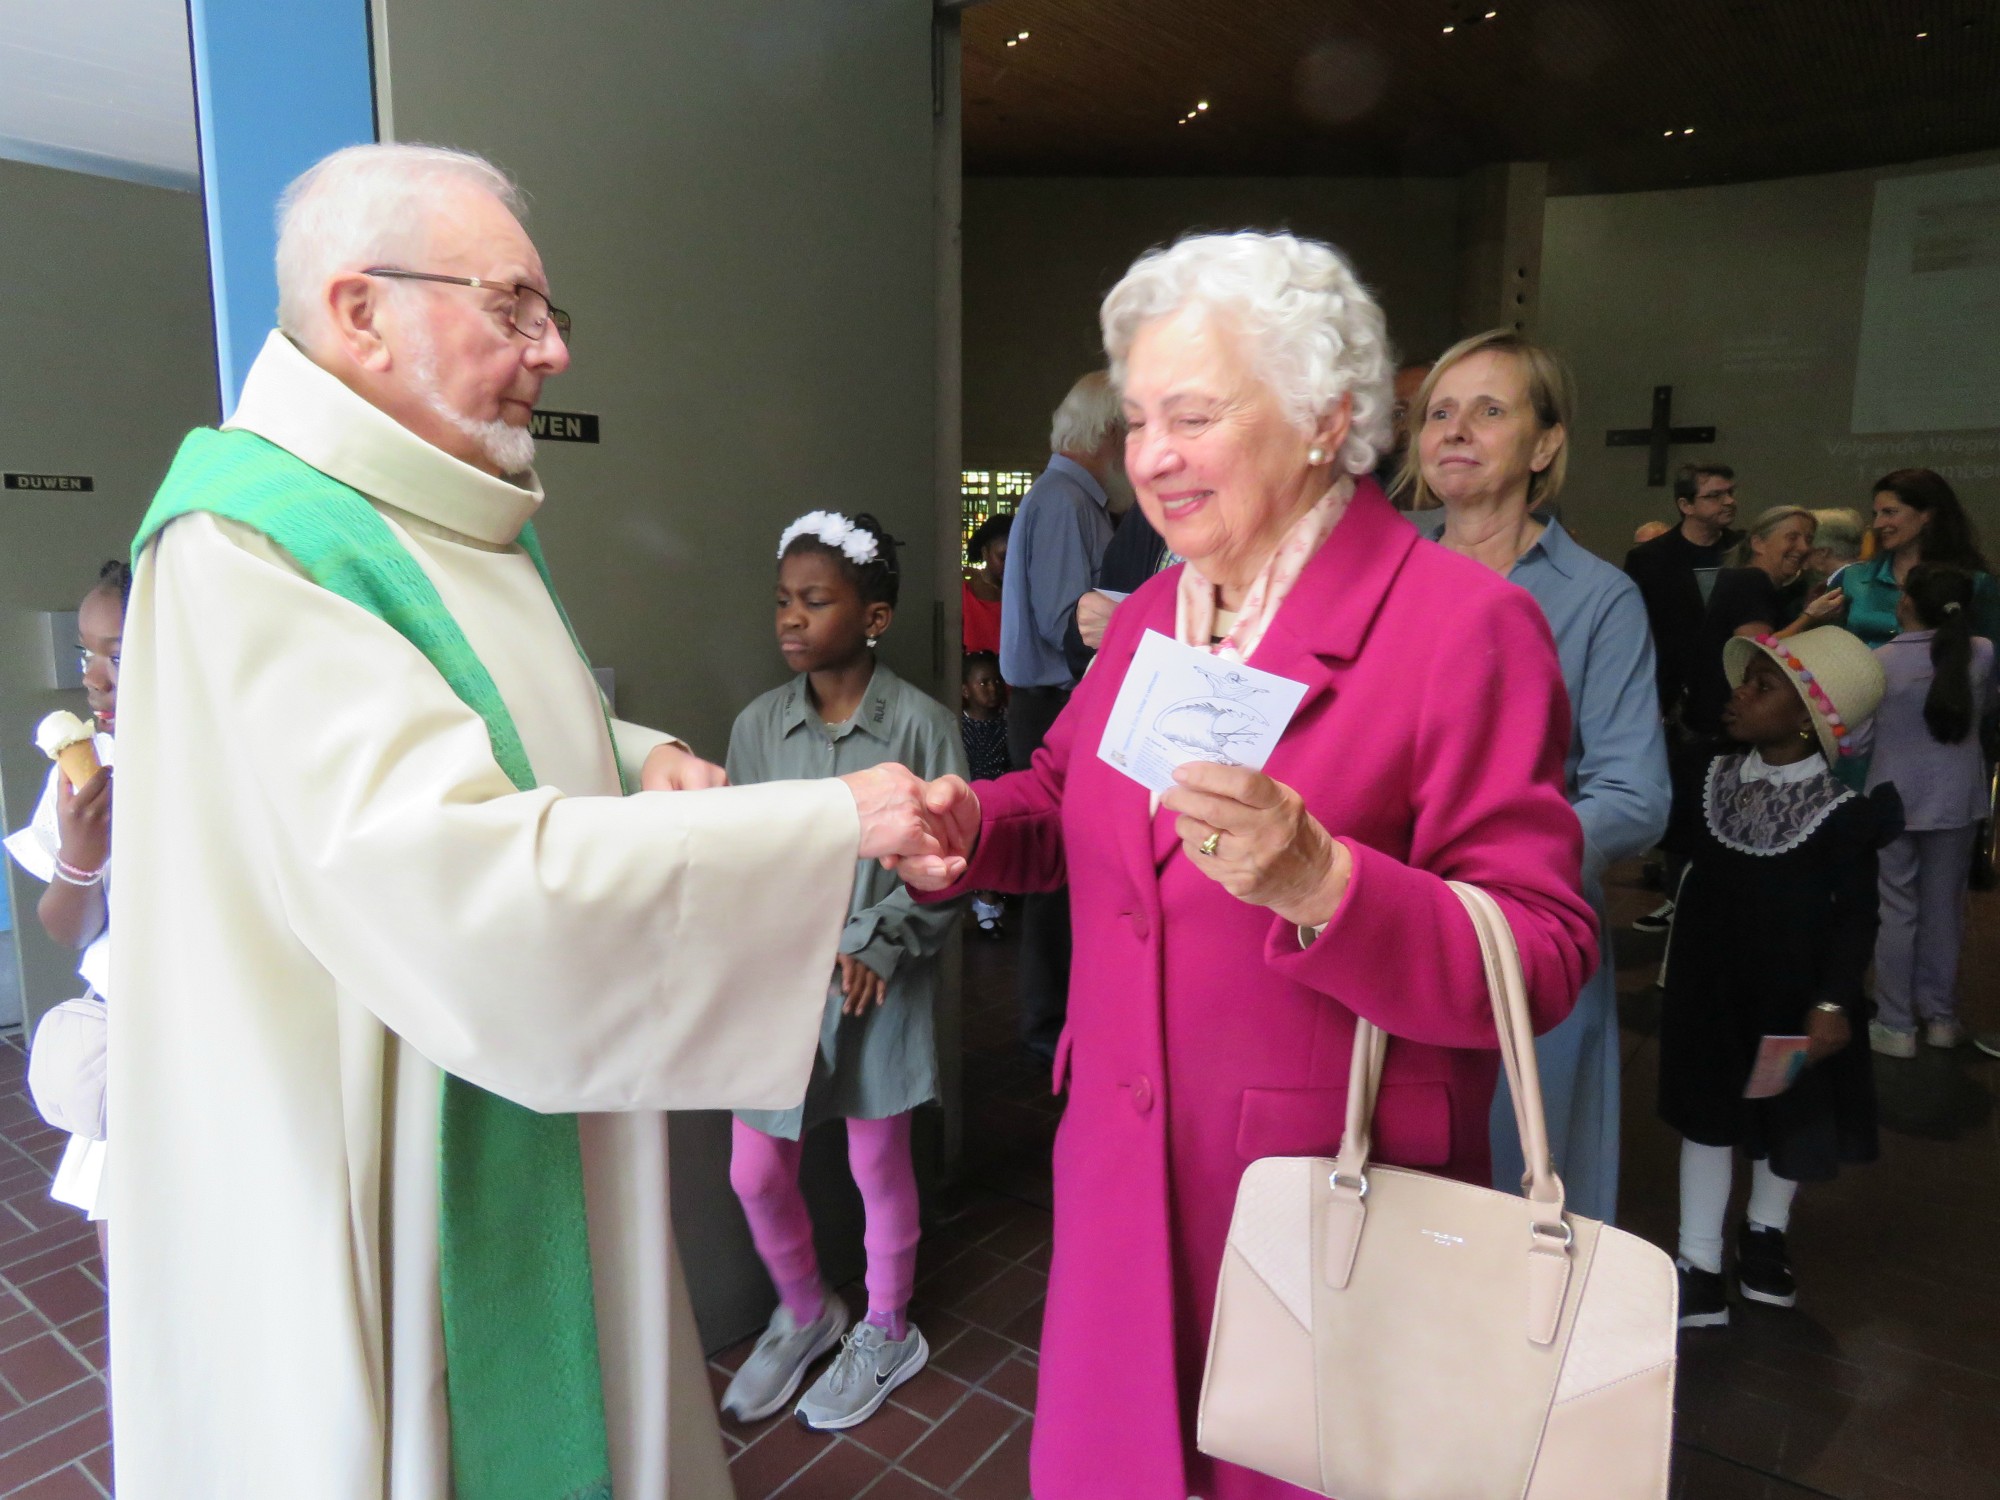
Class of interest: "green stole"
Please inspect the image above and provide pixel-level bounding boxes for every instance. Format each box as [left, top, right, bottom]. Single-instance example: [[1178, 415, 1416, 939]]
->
[[135, 427, 614, 1500]]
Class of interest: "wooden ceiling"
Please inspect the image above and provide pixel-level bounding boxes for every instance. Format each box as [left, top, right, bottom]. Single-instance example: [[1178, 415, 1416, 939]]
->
[[961, 0, 2000, 192]]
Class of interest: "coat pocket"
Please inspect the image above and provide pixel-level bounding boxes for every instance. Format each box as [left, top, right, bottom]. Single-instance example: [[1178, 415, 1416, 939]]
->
[[1234, 1082, 1452, 1167]]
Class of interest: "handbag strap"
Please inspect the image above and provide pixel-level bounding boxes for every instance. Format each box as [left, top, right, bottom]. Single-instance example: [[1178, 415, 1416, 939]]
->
[[1323, 884, 1576, 1342]]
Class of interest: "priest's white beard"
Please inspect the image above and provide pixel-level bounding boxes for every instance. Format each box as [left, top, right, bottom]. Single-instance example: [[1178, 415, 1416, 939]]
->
[[405, 329, 538, 475]]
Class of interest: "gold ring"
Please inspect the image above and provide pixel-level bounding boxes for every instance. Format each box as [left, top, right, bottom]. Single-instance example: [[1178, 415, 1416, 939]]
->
[[1198, 831, 1222, 857]]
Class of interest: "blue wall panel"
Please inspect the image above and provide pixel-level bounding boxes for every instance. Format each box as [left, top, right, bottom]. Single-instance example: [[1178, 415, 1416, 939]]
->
[[187, 0, 377, 414]]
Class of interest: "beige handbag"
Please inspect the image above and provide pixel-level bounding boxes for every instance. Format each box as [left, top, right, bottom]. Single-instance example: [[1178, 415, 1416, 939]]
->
[[1197, 883, 1677, 1500]]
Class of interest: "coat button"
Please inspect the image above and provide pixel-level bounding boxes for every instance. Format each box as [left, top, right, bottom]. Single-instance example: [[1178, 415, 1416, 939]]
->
[[1129, 1075, 1154, 1115]]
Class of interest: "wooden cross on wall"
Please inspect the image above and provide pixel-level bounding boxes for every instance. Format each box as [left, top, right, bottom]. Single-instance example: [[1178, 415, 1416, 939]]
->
[[1605, 385, 1716, 486]]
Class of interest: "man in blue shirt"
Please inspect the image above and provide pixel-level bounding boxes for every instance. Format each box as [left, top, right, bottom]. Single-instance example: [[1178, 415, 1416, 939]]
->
[[998, 371, 1124, 1062]]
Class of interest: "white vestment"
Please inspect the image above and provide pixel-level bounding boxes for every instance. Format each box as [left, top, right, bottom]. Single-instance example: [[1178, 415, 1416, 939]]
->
[[110, 332, 858, 1499]]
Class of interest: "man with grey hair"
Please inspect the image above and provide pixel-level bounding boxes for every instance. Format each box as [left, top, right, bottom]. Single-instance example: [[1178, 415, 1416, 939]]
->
[[998, 370, 1124, 1061], [113, 143, 956, 1499]]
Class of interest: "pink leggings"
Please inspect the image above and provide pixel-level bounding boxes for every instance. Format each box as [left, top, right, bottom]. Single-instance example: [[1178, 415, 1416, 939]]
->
[[729, 1114, 920, 1330]]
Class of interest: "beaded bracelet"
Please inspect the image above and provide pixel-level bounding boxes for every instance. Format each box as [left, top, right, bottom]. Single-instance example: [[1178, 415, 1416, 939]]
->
[[53, 857, 105, 888]]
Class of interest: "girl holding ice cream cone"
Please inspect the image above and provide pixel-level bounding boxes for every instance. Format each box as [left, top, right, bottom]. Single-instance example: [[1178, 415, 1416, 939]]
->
[[4, 560, 126, 1264]]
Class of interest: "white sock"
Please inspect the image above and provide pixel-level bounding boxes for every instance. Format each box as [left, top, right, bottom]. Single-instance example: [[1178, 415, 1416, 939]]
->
[[1746, 1158, 1798, 1233], [1678, 1140, 1733, 1274]]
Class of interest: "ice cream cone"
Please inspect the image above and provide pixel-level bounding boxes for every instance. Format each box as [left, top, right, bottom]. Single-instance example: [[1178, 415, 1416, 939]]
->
[[55, 739, 100, 791]]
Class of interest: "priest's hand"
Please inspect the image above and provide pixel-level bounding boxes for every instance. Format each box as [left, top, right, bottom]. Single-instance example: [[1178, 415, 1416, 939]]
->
[[640, 743, 729, 792], [836, 953, 889, 1016], [841, 764, 966, 878], [894, 776, 982, 892]]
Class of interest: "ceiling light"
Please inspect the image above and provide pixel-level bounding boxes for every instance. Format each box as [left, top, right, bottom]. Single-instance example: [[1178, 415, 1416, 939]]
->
[[1197, 101, 1209, 111], [1916, 30, 1929, 38], [1018, 31, 1029, 39], [1005, 38, 1017, 46], [1485, 9, 1498, 17], [1683, 127, 1695, 135], [1662, 129, 1673, 137]]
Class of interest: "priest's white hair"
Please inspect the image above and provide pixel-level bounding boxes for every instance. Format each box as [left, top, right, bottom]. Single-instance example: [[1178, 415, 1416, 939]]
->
[[275, 143, 526, 345], [1100, 231, 1394, 477]]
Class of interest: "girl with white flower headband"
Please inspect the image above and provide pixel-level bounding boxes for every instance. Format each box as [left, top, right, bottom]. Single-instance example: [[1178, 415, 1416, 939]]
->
[[718, 510, 968, 1433]]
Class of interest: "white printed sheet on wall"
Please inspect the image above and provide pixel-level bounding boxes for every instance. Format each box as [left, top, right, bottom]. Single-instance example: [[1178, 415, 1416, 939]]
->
[[1852, 162, 2000, 435]]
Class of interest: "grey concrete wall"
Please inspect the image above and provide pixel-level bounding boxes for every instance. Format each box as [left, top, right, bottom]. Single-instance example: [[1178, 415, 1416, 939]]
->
[[963, 175, 1465, 469], [377, 0, 948, 1351], [1541, 150, 2000, 563], [0, 159, 217, 1028]]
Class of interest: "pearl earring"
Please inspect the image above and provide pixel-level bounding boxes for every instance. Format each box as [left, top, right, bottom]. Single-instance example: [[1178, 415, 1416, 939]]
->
[[1308, 447, 1326, 466], [866, 636, 879, 650]]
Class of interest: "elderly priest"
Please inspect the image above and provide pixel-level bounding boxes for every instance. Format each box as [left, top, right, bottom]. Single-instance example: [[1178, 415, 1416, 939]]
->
[[111, 144, 958, 1500]]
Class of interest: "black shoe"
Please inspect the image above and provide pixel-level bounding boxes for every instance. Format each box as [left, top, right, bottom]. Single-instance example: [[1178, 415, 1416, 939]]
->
[[1631, 900, 1675, 935], [1676, 1260, 1730, 1328], [1736, 1223, 1797, 1308]]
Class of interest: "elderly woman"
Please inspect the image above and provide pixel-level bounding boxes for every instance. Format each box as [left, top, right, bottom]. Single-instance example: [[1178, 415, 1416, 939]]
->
[[1412, 330, 1671, 1225], [904, 234, 1597, 1500], [1682, 505, 1821, 736]]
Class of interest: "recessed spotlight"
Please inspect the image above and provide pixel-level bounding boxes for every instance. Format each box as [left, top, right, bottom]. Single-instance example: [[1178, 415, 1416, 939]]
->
[[1485, 9, 1498, 17], [1916, 29, 1929, 37], [1197, 101, 1209, 111], [1005, 38, 1017, 46], [1663, 129, 1673, 137], [1442, 24, 1455, 34], [1683, 127, 1695, 135], [1018, 31, 1029, 39]]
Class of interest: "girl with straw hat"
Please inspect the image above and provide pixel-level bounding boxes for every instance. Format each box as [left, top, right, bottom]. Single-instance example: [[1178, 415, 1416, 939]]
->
[[1657, 626, 1897, 1330]]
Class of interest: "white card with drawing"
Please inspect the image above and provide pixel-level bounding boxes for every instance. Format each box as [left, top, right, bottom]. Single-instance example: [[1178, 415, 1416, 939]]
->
[[1096, 629, 1309, 794]]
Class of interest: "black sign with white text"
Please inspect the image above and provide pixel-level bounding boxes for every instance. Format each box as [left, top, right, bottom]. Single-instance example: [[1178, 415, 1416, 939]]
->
[[5, 473, 95, 492], [529, 410, 600, 444]]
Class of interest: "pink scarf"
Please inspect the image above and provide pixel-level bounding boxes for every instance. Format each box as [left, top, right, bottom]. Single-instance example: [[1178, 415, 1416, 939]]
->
[[1174, 476, 1352, 663]]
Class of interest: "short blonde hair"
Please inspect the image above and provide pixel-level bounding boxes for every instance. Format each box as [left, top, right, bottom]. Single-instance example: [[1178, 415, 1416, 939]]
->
[[1099, 231, 1393, 475], [1731, 505, 1817, 567], [1405, 330, 1575, 512]]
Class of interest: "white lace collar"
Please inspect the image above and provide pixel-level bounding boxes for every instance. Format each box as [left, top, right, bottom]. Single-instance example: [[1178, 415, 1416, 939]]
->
[[1704, 751, 1853, 857], [1734, 748, 1824, 786]]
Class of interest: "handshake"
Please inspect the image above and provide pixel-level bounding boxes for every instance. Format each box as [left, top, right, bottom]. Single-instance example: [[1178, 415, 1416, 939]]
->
[[639, 744, 980, 890], [840, 765, 980, 891]]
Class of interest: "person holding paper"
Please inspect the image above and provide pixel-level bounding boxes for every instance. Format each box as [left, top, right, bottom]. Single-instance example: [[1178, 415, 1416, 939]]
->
[[902, 231, 1597, 1500], [1655, 629, 1893, 1331]]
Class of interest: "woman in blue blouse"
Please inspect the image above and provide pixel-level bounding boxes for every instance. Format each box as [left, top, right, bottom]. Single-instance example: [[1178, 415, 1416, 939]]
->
[[1826, 469, 2000, 647], [1411, 329, 1671, 1223]]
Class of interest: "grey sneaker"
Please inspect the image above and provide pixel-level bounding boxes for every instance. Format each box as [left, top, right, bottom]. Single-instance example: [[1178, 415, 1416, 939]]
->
[[793, 1320, 929, 1431], [1924, 1019, 1965, 1050], [1869, 1022, 1917, 1059], [720, 1296, 849, 1423]]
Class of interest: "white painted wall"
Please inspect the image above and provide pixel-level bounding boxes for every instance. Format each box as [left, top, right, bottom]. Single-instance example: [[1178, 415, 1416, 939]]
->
[[1541, 150, 2000, 563]]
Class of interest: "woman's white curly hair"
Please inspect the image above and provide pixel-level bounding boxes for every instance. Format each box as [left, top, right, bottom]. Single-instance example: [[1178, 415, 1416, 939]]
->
[[1100, 231, 1395, 476]]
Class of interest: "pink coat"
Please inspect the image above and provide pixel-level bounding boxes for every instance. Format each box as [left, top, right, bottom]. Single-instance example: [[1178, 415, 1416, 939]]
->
[[934, 483, 1598, 1499]]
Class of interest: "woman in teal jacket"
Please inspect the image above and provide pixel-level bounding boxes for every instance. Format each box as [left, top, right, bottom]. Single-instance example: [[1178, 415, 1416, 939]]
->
[[1830, 469, 2000, 646]]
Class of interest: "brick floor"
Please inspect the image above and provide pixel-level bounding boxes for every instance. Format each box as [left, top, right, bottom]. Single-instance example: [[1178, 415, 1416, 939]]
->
[[0, 1036, 106, 1499]]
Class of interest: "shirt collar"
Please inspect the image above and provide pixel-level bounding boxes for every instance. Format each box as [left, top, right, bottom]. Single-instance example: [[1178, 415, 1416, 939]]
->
[[223, 330, 544, 546], [1512, 514, 1581, 579], [776, 660, 900, 743], [1047, 454, 1109, 510], [1737, 747, 1824, 786]]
